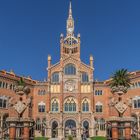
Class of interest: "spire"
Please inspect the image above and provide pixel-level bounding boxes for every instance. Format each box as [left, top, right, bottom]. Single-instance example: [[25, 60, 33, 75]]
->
[[69, 1, 72, 19], [67, 1, 74, 35]]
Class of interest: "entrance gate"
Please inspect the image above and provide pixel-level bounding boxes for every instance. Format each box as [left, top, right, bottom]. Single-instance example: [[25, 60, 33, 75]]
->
[[65, 120, 76, 137]]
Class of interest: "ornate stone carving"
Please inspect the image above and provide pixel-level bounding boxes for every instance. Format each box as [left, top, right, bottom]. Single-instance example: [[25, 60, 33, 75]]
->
[[64, 80, 76, 92], [115, 101, 127, 114], [15, 86, 30, 96], [109, 97, 118, 106], [14, 101, 27, 114], [111, 86, 128, 95]]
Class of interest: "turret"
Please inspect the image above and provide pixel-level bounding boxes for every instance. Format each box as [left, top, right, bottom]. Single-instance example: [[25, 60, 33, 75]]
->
[[90, 55, 94, 68], [48, 55, 51, 68]]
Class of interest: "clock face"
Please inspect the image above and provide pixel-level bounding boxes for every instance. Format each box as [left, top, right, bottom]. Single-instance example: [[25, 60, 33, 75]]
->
[[64, 80, 76, 92], [68, 28, 73, 33]]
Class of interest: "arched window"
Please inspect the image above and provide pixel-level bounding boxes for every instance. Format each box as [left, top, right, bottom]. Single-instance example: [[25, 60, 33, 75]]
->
[[38, 102, 45, 112], [36, 118, 41, 130], [64, 98, 76, 112], [81, 72, 89, 83], [64, 64, 76, 75], [95, 102, 103, 113], [51, 72, 59, 83], [51, 99, 59, 112], [82, 99, 89, 112]]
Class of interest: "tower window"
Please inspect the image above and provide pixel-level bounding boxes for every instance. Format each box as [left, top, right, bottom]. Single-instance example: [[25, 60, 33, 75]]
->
[[81, 72, 89, 83], [51, 72, 59, 83], [64, 64, 76, 75]]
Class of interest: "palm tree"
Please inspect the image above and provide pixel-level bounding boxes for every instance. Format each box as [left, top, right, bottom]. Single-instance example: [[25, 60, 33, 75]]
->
[[110, 69, 131, 94]]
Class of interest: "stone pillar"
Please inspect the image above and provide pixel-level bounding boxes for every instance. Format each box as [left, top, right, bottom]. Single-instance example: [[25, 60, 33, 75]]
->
[[77, 127, 81, 140], [125, 122, 131, 140], [112, 122, 118, 140], [23, 122, 29, 140], [58, 126, 63, 140], [47, 127, 51, 138], [9, 123, 16, 140]]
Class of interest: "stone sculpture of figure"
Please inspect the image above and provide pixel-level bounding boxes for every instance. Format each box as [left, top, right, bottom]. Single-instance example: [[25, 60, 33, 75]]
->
[[109, 97, 117, 106], [127, 98, 132, 107], [8, 97, 14, 107]]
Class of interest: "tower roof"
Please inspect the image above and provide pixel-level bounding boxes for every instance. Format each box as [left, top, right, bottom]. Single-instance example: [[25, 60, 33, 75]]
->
[[67, 1, 74, 35]]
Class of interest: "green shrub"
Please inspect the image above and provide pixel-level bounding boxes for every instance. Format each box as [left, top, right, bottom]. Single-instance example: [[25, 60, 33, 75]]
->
[[90, 136, 106, 140], [68, 135, 73, 140], [35, 137, 49, 140]]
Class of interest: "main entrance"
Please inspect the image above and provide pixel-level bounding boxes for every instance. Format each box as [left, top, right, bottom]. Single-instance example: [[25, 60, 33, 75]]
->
[[65, 120, 76, 137]]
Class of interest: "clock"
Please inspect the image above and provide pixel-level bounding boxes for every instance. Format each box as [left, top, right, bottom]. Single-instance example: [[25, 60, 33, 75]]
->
[[64, 80, 75, 92], [68, 27, 73, 33]]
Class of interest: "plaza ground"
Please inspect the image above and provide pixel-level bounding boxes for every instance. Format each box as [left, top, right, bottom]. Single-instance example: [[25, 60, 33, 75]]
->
[[35, 137, 137, 140]]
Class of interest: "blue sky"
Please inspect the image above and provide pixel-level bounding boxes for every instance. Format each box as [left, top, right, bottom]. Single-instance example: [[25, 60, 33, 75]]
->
[[0, 0, 140, 81]]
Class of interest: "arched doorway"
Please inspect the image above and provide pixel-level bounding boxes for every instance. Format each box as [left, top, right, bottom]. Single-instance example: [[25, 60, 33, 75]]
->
[[65, 119, 76, 137], [82, 121, 89, 138], [51, 121, 58, 138]]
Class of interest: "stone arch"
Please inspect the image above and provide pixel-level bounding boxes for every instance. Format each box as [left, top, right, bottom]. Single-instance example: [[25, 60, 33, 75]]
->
[[51, 121, 59, 138], [64, 96, 77, 103], [64, 63, 76, 75], [49, 118, 60, 127], [64, 117, 78, 138], [63, 117, 78, 126]]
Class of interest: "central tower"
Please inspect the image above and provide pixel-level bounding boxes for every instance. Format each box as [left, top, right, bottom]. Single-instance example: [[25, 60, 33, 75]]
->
[[60, 1, 81, 60], [46, 1, 94, 139]]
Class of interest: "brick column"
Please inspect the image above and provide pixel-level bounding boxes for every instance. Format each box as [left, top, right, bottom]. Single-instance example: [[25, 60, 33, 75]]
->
[[23, 122, 29, 140], [112, 122, 118, 140], [125, 122, 131, 140], [9, 123, 16, 140]]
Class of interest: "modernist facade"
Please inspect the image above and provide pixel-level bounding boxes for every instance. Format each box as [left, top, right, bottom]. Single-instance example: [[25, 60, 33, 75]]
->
[[0, 2, 140, 139]]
